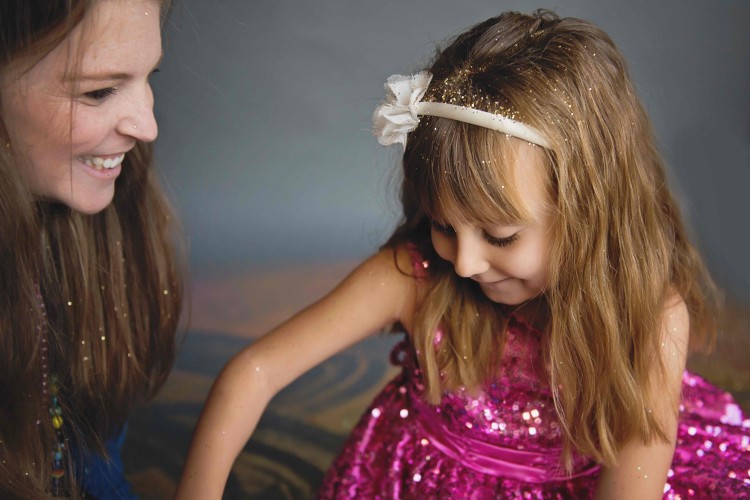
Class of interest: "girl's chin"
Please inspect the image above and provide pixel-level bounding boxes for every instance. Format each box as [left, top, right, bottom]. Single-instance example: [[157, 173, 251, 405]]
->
[[480, 281, 536, 306]]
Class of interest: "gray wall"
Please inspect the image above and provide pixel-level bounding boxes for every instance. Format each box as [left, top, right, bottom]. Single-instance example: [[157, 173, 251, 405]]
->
[[152, 1, 750, 302]]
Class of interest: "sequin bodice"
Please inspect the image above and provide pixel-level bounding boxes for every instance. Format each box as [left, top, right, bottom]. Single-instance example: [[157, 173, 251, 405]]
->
[[419, 316, 561, 450], [393, 315, 597, 481]]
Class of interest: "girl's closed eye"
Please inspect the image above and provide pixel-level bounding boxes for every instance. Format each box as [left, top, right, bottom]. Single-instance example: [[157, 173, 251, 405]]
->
[[431, 219, 519, 247], [482, 231, 519, 247]]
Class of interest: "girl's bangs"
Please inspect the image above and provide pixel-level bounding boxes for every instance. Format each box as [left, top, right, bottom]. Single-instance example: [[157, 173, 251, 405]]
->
[[408, 117, 533, 226]]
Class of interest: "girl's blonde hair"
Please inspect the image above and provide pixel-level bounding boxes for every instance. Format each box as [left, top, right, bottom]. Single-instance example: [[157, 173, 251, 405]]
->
[[0, 1, 182, 497], [386, 9, 718, 468]]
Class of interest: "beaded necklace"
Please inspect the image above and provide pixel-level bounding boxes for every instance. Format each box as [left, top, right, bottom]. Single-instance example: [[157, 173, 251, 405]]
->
[[36, 287, 67, 496]]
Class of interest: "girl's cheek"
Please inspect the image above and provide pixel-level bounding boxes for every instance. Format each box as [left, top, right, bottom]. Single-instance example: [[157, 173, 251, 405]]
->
[[510, 250, 542, 280]]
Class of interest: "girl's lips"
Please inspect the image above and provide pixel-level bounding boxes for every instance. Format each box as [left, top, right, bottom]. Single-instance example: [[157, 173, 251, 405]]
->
[[79, 153, 125, 171], [474, 277, 510, 285]]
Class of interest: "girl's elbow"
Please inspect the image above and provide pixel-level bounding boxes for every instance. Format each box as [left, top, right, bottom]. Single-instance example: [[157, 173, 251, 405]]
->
[[212, 349, 276, 404]]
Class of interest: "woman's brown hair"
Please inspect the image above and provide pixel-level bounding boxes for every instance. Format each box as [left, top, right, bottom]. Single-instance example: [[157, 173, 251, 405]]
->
[[0, 1, 183, 497], [386, 9, 718, 468]]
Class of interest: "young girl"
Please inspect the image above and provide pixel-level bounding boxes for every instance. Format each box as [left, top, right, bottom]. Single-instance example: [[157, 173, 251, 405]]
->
[[178, 10, 749, 498], [1, 1, 184, 497]]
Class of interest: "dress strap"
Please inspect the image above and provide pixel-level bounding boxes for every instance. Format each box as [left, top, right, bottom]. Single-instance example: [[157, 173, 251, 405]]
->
[[405, 242, 431, 280]]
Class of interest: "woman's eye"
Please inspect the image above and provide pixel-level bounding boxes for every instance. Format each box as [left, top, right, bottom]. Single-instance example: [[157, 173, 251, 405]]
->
[[483, 231, 519, 248], [83, 87, 117, 101], [430, 221, 455, 236]]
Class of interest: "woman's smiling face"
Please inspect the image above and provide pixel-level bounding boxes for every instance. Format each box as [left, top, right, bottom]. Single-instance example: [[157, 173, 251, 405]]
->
[[0, 0, 162, 214]]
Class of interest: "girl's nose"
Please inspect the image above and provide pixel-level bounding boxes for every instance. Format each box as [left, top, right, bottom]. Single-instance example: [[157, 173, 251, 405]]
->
[[452, 230, 490, 278], [117, 86, 158, 143]]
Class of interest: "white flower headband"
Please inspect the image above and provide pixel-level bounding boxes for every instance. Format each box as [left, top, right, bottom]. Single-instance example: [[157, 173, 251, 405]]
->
[[372, 71, 549, 149]]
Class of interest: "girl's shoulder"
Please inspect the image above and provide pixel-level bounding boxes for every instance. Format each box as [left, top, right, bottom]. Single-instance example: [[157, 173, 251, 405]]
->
[[661, 287, 690, 361], [369, 243, 427, 333], [346, 245, 420, 317]]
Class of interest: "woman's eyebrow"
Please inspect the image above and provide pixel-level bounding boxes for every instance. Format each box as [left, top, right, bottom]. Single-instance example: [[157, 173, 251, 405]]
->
[[69, 71, 132, 82], [65, 53, 164, 82]]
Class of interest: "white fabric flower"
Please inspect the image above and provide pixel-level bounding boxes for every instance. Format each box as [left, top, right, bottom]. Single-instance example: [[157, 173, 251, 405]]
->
[[372, 72, 432, 148]]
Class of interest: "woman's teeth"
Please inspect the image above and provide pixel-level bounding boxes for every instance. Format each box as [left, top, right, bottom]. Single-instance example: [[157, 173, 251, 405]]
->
[[81, 153, 125, 171]]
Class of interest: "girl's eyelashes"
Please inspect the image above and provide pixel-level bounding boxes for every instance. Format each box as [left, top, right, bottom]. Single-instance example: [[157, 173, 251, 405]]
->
[[82, 87, 117, 101], [430, 220, 519, 247], [483, 232, 519, 248]]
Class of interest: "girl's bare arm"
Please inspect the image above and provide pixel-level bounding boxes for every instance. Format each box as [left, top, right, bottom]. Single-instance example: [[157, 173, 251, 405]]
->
[[175, 248, 416, 499], [594, 295, 690, 499]]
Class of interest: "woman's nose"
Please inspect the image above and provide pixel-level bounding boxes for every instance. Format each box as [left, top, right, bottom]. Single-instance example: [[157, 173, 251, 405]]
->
[[452, 230, 490, 278], [117, 85, 158, 142]]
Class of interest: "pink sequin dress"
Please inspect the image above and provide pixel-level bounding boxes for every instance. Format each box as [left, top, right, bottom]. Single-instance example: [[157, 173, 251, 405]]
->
[[318, 253, 750, 499]]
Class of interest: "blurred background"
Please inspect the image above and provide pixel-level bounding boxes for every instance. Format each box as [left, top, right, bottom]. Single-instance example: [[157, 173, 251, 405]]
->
[[153, 0, 750, 300], [123, 1, 750, 498]]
